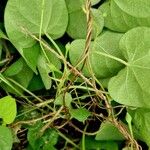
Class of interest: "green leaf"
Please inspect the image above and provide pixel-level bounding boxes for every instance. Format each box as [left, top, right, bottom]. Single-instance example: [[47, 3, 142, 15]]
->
[[5, 0, 68, 43], [85, 136, 119, 150], [108, 27, 150, 108], [99, 1, 129, 32], [27, 122, 58, 150], [91, 31, 124, 78], [66, 0, 104, 39], [110, 0, 134, 32], [70, 108, 91, 122], [4, 0, 68, 70], [114, 0, 150, 18], [99, 77, 110, 88], [0, 96, 17, 124], [27, 122, 43, 149], [69, 30, 124, 78], [3, 58, 33, 89], [100, 1, 150, 33], [111, 0, 150, 32], [1, 58, 33, 94], [27, 75, 45, 91], [69, 39, 90, 76], [128, 108, 150, 146], [55, 92, 72, 108], [45, 47, 61, 71], [95, 121, 125, 141], [42, 129, 58, 150], [113, 0, 150, 28], [22, 43, 41, 73], [0, 126, 13, 150], [99, 2, 119, 32], [4, 58, 24, 76], [37, 47, 61, 90]]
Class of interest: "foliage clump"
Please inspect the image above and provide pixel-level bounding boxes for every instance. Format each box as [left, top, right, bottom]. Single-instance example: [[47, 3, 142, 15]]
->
[[0, 0, 150, 149]]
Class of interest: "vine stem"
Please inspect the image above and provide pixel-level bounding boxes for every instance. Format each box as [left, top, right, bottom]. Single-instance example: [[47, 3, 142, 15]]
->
[[40, 106, 63, 133], [11, 112, 55, 127], [109, 118, 142, 150], [75, 0, 93, 68]]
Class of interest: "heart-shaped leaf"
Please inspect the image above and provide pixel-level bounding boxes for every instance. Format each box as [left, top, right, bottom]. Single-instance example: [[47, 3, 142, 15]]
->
[[5, 0, 68, 45], [69, 30, 124, 78], [4, 0, 68, 71], [109, 27, 150, 108]]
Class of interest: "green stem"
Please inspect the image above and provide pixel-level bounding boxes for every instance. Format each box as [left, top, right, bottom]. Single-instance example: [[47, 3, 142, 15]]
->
[[82, 125, 87, 150], [0, 74, 22, 96], [45, 33, 64, 58], [0, 58, 10, 65], [95, 51, 128, 66], [7, 77, 54, 111], [0, 74, 37, 106], [39, 0, 51, 64]]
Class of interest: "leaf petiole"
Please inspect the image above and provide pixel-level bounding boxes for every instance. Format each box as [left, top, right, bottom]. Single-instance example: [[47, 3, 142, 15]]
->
[[95, 51, 128, 66]]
